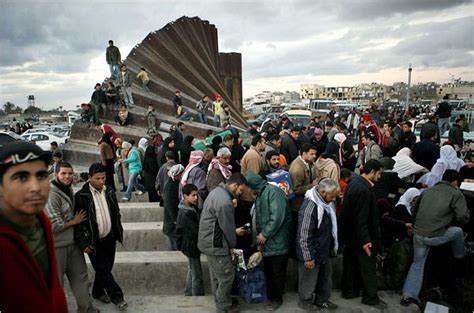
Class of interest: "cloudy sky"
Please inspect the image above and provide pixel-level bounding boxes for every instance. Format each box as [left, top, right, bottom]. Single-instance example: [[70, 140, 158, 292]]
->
[[1, 0, 473, 110]]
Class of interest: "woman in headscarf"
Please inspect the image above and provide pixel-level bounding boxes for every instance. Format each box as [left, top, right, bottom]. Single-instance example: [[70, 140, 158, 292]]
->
[[179, 135, 195, 168], [98, 132, 116, 191], [163, 164, 185, 251], [418, 145, 465, 187], [143, 144, 160, 202], [180, 150, 207, 209], [392, 148, 428, 181], [334, 133, 356, 171], [379, 188, 419, 290], [310, 127, 327, 159], [138, 137, 148, 162], [158, 136, 178, 167]]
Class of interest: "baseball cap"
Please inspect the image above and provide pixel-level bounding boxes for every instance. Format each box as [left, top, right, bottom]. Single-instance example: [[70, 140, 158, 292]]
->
[[0, 141, 52, 169]]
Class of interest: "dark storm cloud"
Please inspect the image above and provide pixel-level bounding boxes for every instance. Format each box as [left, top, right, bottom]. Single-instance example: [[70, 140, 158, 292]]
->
[[319, 0, 472, 20], [0, 0, 472, 108]]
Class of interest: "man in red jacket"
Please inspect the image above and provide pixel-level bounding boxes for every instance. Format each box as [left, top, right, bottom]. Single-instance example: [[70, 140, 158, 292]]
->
[[0, 141, 67, 313]]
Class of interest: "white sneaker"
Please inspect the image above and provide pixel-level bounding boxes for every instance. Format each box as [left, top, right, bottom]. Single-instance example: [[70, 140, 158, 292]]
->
[[122, 197, 130, 201], [136, 191, 144, 195]]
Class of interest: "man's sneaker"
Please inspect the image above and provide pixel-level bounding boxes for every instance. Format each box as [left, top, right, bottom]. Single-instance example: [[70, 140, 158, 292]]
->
[[94, 294, 111, 304], [400, 297, 419, 307], [216, 303, 239, 313], [136, 191, 144, 195], [265, 301, 282, 311], [298, 301, 320, 311], [116, 300, 128, 310], [122, 197, 130, 201], [316, 301, 338, 310]]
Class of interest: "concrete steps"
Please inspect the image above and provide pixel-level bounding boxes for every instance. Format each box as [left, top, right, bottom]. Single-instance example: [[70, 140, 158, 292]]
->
[[67, 202, 415, 313], [119, 222, 166, 251], [67, 291, 420, 312], [119, 202, 163, 222]]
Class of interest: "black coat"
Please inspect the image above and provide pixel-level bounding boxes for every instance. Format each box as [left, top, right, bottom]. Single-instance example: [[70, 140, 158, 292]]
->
[[413, 139, 440, 171], [311, 135, 328, 159], [340, 174, 381, 253], [163, 178, 180, 236], [176, 205, 201, 258], [143, 146, 159, 193], [280, 133, 299, 164], [373, 171, 422, 205], [74, 183, 123, 251], [380, 204, 413, 247], [400, 131, 416, 150], [448, 124, 463, 147]]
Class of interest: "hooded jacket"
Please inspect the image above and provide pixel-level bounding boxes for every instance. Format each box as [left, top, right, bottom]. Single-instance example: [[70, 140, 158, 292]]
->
[[0, 211, 68, 313], [245, 171, 290, 256], [315, 156, 340, 182], [198, 183, 236, 256], [45, 180, 75, 248], [74, 183, 123, 251]]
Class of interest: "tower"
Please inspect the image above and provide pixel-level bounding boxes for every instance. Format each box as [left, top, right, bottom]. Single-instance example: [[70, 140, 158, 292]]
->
[[27, 95, 35, 107]]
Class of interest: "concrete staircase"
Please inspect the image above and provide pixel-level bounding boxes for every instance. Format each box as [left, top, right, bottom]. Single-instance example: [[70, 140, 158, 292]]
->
[[66, 200, 419, 312]]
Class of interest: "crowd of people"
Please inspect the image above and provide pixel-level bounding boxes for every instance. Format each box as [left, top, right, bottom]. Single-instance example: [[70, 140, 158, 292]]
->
[[1, 39, 473, 313]]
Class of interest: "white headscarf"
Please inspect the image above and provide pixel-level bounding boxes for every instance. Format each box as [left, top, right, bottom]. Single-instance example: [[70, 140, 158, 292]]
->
[[438, 145, 465, 171], [305, 187, 338, 254], [168, 164, 184, 181], [392, 148, 426, 179], [418, 145, 465, 187], [395, 188, 420, 216], [138, 137, 148, 151]]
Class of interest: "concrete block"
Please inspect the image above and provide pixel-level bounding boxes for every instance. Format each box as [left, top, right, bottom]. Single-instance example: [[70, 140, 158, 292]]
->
[[119, 222, 166, 251], [119, 203, 163, 223], [86, 251, 211, 295]]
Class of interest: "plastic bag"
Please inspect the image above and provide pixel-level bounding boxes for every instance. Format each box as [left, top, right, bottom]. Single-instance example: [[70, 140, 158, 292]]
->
[[237, 266, 267, 304]]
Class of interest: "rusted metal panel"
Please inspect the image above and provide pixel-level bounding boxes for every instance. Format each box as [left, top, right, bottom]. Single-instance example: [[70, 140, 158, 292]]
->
[[123, 16, 246, 127]]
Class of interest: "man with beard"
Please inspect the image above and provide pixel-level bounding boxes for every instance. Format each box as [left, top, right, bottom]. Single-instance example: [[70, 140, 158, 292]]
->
[[262, 150, 282, 176], [341, 159, 387, 309], [46, 162, 99, 313], [0, 141, 67, 313]]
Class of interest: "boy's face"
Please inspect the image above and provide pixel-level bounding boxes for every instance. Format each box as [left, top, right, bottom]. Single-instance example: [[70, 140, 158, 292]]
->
[[184, 190, 198, 205]]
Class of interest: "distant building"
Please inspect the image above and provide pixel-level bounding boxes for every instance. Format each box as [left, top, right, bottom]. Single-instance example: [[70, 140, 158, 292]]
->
[[437, 82, 474, 103]]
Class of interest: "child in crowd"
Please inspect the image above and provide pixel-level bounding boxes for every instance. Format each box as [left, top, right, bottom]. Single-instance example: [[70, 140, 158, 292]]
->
[[176, 184, 204, 296]]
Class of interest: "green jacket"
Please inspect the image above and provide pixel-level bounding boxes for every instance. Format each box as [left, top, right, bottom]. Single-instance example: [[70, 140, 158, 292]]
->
[[245, 171, 290, 256], [414, 181, 469, 237]]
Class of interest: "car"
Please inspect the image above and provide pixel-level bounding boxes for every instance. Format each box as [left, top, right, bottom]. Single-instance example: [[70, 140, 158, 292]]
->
[[21, 132, 68, 151], [0, 131, 24, 147], [282, 109, 312, 127], [21, 128, 51, 136]]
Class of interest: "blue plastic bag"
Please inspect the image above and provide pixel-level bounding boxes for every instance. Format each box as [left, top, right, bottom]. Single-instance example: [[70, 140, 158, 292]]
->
[[237, 266, 267, 304]]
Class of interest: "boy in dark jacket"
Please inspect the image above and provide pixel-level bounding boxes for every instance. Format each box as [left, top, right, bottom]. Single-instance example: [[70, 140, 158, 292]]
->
[[176, 184, 204, 296]]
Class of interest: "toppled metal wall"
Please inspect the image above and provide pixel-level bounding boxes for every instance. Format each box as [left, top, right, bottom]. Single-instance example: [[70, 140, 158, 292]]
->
[[124, 16, 245, 127]]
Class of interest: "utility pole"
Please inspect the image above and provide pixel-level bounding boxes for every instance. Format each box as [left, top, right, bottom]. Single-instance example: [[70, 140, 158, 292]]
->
[[406, 64, 412, 110]]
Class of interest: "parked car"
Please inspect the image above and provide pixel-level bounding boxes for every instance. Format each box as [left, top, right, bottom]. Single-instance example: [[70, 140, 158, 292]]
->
[[21, 132, 68, 151], [21, 128, 51, 136], [0, 131, 24, 147]]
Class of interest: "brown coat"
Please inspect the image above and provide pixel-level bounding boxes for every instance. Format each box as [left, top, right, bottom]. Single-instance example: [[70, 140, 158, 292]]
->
[[99, 143, 114, 165], [207, 168, 225, 192], [240, 147, 262, 201], [288, 157, 317, 211]]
